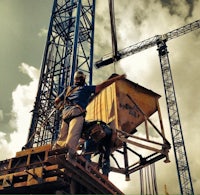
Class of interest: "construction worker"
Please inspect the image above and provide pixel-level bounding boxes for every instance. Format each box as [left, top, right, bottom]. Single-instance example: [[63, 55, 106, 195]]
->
[[83, 121, 112, 178], [52, 71, 125, 158]]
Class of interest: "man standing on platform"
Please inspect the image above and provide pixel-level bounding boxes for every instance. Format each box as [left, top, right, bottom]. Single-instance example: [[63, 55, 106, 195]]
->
[[52, 71, 125, 158]]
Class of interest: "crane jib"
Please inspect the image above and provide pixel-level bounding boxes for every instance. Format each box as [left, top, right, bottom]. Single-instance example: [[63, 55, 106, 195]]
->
[[94, 19, 200, 68]]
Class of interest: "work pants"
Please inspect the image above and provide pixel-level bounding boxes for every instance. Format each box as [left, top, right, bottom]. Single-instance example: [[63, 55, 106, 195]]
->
[[53, 106, 84, 154]]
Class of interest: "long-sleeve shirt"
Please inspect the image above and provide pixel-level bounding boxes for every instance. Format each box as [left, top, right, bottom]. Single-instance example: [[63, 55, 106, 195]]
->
[[59, 85, 96, 109]]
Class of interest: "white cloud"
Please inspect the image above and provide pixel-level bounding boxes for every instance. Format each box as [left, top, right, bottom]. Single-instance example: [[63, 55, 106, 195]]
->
[[38, 27, 48, 37], [0, 132, 13, 159], [19, 62, 40, 80], [0, 63, 39, 160]]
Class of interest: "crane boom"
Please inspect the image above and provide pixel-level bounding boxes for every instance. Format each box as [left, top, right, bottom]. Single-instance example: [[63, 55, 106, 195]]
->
[[95, 19, 200, 68]]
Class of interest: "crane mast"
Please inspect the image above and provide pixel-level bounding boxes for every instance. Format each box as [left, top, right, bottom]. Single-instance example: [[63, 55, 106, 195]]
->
[[95, 20, 200, 194], [157, 39, 194, 195], [25, 0, 96, 148]]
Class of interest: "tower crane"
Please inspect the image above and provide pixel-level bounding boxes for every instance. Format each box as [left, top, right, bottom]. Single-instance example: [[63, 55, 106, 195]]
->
[[95, 19, 200, 195]]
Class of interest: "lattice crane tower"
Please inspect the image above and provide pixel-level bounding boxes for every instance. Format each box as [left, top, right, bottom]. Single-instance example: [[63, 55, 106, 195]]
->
[[25, 0, 96, 148]]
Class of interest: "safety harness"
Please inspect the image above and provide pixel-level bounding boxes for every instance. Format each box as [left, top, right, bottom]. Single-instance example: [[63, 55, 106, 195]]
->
[[62, 86, 86, 124]]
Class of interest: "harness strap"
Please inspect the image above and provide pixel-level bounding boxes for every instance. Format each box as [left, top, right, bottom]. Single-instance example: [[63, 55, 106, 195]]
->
[[63, 86, 86, 124], [64, 86, 80, 105]]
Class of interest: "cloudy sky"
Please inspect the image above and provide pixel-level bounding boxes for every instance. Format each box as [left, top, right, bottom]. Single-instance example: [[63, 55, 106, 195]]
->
[[0, 0, 200, 194]]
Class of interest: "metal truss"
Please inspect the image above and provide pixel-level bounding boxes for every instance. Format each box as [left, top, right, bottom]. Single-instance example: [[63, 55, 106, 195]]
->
[[25, 0, 96, 148], [95, 19, 200, 68], [157, 39, 194, 195]]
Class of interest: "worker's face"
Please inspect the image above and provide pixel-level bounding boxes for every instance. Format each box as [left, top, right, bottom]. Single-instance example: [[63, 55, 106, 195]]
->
[[74, 77, 85, 86]]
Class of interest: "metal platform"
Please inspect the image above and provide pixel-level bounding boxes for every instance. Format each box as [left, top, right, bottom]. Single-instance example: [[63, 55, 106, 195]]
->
[[0, 145, 123, 194]]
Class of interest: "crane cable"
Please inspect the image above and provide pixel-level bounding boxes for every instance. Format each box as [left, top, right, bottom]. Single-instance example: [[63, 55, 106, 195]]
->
[[139, 163, 158, 195], [108, 0, 118, 72]]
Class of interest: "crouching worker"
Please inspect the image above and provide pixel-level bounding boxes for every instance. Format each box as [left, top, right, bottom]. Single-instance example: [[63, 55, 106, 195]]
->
[[52, 71, 125, 159], [82, 121, 112, 178]]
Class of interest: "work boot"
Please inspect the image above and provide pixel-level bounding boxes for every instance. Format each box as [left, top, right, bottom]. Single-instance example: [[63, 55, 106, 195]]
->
[[102, 174, 109, 180], [66, 148, 76, 160], [49, 144, 68, 156]]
